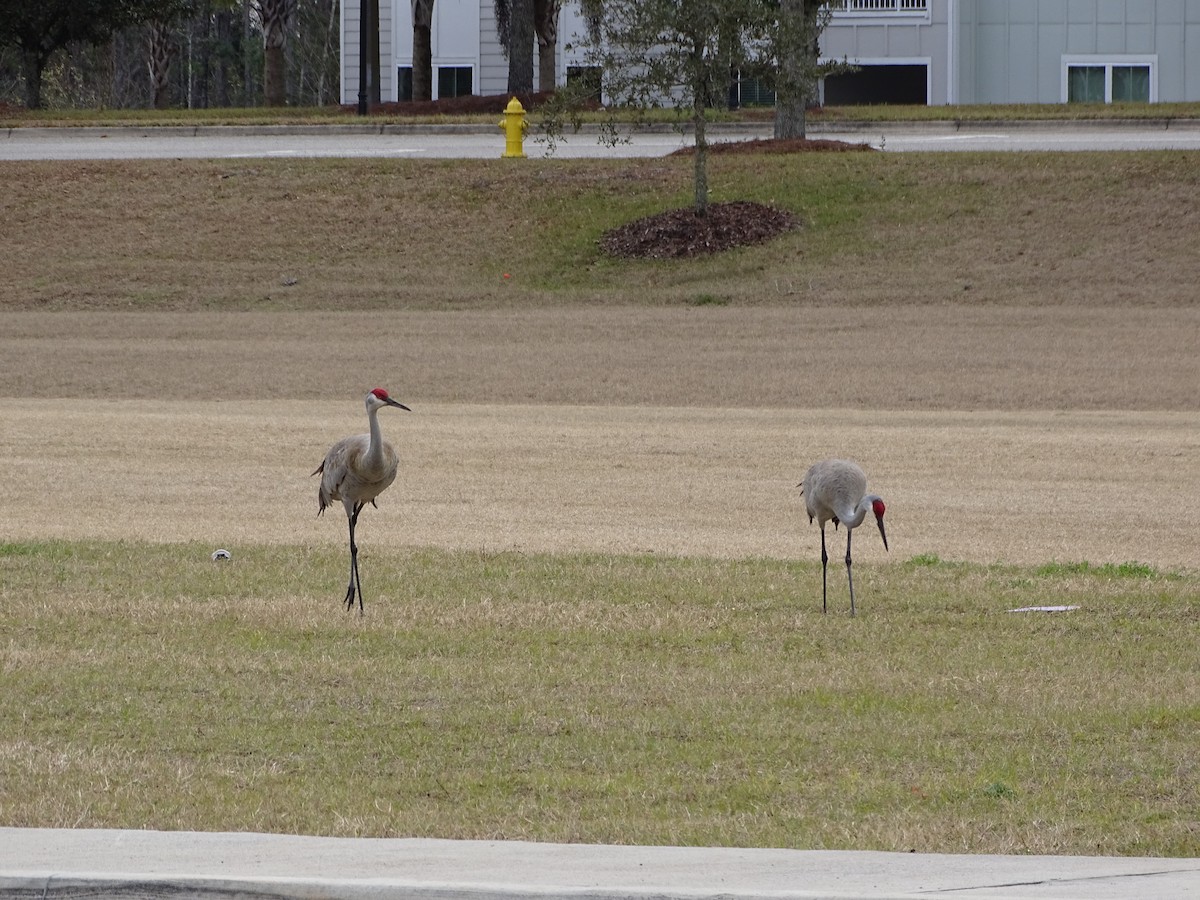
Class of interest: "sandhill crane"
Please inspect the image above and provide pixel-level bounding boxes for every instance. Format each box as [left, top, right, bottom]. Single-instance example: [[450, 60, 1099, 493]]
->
[[800, 458, 888, 616], [312, 388, 410, 614]]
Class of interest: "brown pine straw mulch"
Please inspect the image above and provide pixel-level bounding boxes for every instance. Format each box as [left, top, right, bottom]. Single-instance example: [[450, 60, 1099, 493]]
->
[[600, 200, 802, 260], [685, 136, 875, 156]]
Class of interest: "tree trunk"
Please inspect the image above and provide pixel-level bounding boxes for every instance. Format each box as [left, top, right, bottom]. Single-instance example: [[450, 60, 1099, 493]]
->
[[692, 90, 708, 216], [148, 21, 172, 110], [264, 44, 285, 104], [534, 0, 559, 92], [191, 4, 212, 110], [243, 0, 255, 104], [318, 0, 340, 105], [260, 0, 291, 106], [506, 0, 534, 95], [213, 10, 232, 107], [774, 0, 822, 139], [774, 94, 806, 139], [411, 0, 434, 101], [536, 35, 555, 92], [21, 48, 44, 110]]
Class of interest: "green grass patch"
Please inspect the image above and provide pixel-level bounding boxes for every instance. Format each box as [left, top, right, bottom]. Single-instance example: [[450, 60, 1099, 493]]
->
[[1036, 561, 1173, 579], [2, 540, 1197, 854]]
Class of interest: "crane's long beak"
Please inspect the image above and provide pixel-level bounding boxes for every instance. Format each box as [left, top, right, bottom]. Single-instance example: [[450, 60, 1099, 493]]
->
[[877, 516, 889, 552], [386, 398, 411, 411]]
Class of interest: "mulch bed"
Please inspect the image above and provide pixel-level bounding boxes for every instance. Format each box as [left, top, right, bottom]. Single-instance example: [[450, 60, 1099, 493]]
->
[[599, 200, 801, 260], [670, 136, 875, 156], [347, 92, 563, 116]]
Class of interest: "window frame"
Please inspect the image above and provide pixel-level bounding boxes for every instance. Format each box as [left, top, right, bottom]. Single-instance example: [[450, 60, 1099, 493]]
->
[[1061, 55, 1157, 104]]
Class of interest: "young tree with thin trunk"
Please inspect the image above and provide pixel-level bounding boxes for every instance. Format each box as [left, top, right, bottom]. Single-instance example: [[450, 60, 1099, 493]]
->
[[548, 0, 836, 215], [568, 0, 773, 216]]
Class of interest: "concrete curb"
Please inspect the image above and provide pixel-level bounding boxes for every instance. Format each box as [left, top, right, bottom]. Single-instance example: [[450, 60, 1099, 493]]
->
[[2, 828, 1199, 900], [2, 117, 1199, 141]]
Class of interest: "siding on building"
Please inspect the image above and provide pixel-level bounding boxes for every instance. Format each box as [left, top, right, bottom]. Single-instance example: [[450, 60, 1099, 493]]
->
[[341, 0, 394, 103], [956, 0, 1199, 103], [341, 0, 1200, 106]]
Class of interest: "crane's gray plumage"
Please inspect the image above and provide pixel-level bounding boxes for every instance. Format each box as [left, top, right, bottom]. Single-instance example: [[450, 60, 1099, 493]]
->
[[313, 388, 409, 614], [800, 458, 888, 616]]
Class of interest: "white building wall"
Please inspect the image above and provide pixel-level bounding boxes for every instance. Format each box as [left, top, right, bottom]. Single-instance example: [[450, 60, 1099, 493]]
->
[[341, 0, 394, 104], [960, 0, 1199, 104], [341, 0, 1200, 106], [341, 0, 359, 104], [477, 0, 505, 95], [380, 3, 394, 100], [820, 2, 950, 104]]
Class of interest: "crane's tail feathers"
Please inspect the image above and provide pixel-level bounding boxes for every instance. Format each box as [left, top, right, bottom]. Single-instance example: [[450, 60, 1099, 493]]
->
[[313, 460, 329, 515]]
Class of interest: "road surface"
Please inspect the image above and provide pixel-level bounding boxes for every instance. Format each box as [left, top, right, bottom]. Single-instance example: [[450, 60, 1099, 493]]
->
[[2, 121, 1199, 160]]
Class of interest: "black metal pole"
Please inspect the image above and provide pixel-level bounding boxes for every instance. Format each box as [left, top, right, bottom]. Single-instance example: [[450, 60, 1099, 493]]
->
[[357, 0, 368, 114]]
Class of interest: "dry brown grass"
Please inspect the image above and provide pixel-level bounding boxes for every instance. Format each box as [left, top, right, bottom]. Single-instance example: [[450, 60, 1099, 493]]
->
[[3, 306, 1198, 411], [2, 153, 1199, 310], [2, 400, 1198, 570], [2, 152, 1198, 567]]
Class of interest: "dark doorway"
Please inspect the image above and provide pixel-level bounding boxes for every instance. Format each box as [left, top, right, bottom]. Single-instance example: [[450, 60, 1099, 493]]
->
[[824, 64, 928, 105]]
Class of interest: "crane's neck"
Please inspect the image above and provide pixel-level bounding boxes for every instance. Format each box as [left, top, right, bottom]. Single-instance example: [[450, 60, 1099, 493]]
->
[[362, 406, 388, 473], [839, 496, 874, 530]]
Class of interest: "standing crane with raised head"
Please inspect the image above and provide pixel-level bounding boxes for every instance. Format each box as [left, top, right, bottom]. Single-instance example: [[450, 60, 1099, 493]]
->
[[313, 388, 410, 614], [800, 458, 888, 617]]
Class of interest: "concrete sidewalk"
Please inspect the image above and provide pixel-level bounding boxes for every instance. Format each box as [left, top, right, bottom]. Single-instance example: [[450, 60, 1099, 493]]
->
[[1, 828, 1197, 899]]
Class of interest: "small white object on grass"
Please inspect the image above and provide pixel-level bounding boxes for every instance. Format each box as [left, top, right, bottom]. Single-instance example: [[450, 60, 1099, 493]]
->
[[211, 549, 232, 561], [1008, 605, 1079, 613]]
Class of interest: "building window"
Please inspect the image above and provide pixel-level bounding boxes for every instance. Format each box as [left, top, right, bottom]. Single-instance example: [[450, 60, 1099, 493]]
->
[[824, 63, 928, 105], [397, 67, 413, 102], [1064, 58, 1154, 103], [437, 66, 472, 99], [1112, 66, 1150, 102], [1067, 66, 1105, 103], [831, 0, 928, 15], [835, 0, 926, 10]]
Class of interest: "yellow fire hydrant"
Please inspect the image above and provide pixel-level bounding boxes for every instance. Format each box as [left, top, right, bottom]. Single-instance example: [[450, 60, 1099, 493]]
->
[[498, 96, 527, 159]]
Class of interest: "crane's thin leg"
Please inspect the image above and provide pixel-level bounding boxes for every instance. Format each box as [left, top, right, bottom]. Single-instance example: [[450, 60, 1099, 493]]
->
[[820, 524, 829, 614], [845, 529, 855, 618], [345, 504, 365, 615]]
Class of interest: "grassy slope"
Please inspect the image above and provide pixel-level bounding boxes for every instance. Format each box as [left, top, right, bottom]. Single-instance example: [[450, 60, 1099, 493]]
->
[[4, 152, 1199, 310]]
